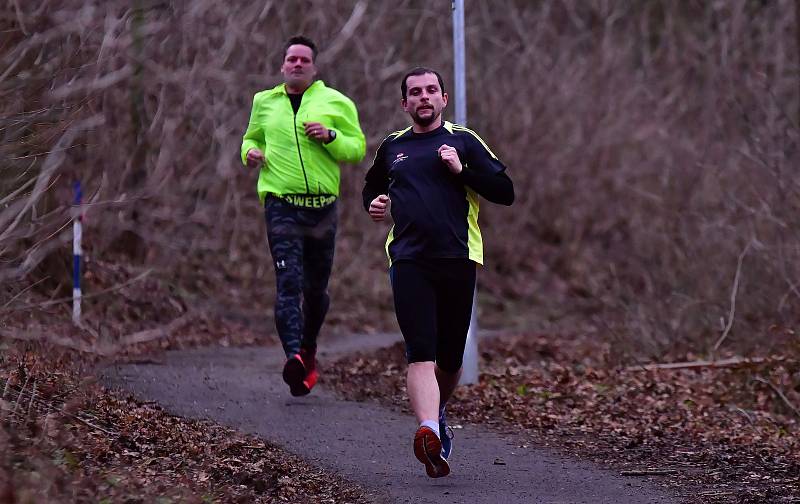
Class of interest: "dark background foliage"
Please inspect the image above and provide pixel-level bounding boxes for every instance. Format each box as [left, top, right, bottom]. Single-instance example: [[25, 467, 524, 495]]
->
[[2, 0, 799, 361]]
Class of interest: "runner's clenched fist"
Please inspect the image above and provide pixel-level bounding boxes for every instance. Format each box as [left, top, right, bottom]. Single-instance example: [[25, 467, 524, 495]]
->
[[437, 144, 462, 174]]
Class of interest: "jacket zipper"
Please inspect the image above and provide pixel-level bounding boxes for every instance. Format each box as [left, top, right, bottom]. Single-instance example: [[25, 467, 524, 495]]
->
[[293, 102, 311, 194]]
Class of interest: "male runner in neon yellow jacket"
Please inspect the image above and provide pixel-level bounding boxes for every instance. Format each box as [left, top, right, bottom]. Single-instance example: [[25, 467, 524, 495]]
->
[[241, 35, 365, 396]]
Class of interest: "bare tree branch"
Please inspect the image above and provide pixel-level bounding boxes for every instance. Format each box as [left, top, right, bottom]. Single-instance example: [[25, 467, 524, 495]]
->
[[713, 241, 753, 354]]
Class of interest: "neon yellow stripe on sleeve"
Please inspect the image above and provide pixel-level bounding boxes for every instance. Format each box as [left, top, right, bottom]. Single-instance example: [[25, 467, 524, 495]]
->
[[465, 188, 483, 265]]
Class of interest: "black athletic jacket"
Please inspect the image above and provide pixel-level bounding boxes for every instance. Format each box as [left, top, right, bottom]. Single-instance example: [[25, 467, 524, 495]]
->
[[363, 121, 514, 265]]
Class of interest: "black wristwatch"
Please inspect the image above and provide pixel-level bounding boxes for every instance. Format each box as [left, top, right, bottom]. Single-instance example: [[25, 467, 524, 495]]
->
[[326, 129, 337, 144]]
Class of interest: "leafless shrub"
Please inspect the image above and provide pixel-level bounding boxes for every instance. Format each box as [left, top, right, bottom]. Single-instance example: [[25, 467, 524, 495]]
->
[[1, 0, 798, 359]]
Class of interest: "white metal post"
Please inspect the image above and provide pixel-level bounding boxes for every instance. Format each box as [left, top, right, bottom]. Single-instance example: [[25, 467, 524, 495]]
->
[[453, 0, 467, 127], [453, 0, 478, 385]]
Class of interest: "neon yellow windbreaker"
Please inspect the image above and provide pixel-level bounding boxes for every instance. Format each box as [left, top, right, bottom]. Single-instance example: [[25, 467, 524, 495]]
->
[[241, 80, 366, 202]]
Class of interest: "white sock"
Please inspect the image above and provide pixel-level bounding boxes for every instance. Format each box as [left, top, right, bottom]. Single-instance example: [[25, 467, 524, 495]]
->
[[420, 419, 440, 437]]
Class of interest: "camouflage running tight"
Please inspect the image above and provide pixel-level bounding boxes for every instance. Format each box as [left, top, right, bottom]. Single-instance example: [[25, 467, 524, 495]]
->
[[264, 196, 337, 358]]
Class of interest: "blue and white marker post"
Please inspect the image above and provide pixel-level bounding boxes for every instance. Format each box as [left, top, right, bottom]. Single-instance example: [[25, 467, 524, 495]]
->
[[72, 180, 83, 325]]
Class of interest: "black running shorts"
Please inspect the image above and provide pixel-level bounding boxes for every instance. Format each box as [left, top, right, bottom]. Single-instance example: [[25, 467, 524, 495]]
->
[[389, 258, 477, 373]]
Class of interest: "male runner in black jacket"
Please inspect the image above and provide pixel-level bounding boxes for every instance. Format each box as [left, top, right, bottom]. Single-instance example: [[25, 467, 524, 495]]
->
[[363, 67, 514, 478]]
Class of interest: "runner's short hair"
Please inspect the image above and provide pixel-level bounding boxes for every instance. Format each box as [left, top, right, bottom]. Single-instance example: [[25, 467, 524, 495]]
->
[[401, 67, 446, 99], [284, 35, 317, 61]]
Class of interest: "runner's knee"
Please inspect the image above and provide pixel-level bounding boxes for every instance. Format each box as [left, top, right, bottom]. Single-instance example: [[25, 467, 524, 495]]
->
[[435, 354, 463, 374]]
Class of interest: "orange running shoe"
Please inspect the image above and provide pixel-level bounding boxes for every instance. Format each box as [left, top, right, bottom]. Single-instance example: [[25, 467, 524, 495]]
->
[[413, 426, 450, 478]]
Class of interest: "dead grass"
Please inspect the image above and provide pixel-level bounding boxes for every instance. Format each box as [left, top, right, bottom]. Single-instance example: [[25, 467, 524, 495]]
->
[[4, 1, 800, 358]]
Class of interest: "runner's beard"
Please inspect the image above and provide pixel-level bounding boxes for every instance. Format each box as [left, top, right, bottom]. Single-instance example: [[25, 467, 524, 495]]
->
[[412, 108, 440, 127]]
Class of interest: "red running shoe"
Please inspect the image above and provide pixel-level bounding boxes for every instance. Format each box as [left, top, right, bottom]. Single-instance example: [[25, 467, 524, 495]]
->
[[282, 354, 309, 397], [299, 347, 319, 393], [413, 426, 450, 478]]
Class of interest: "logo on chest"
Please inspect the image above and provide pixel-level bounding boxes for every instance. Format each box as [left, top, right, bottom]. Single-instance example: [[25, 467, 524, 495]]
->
[[392, 152, 409, 165]]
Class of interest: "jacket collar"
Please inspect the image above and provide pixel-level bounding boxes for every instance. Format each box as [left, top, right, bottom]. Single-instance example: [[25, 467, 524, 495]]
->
[[273, 79, 325, 96]]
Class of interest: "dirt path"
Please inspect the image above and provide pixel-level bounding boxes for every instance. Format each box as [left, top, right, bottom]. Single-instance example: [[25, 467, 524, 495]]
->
[[102, 333, 680, 503]]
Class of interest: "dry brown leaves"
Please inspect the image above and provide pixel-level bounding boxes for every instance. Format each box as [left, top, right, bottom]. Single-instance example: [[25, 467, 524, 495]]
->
[[327, 334, 800, 504], [0, 342, 370, 504], [0, 237, 376, 502], [0, 203, 369, 502]]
